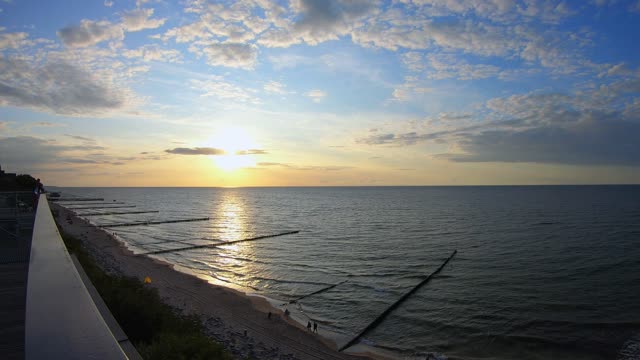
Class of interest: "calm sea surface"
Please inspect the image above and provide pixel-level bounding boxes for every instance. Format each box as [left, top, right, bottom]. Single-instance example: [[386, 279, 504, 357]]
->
[[55, 186, 640, 359]]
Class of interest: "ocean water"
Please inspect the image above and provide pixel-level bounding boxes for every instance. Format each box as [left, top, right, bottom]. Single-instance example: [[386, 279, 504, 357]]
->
[[55, 186, 640, 360]]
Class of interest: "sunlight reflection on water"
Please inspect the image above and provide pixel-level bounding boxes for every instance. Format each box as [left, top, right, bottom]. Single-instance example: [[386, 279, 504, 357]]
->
[[216, 192, 246, 242]]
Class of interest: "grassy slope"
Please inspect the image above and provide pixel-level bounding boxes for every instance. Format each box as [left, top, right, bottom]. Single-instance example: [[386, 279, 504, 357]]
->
[[59, 229, 233, 360]]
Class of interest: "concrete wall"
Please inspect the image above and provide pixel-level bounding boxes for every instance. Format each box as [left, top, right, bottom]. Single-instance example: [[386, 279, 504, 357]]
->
[[26, 195, 128, 360]]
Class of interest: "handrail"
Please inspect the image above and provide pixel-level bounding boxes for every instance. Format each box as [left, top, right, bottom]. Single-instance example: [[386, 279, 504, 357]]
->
[[25, 195, 128, 359]]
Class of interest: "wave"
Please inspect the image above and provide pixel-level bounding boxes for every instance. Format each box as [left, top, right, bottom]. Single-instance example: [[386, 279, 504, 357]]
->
[[514, 319, 640, 331], [618, 332, 640, 360], [273, 260, 352, 276], [207, 274, 260, 291], [372, 343, 448, 360], [214, 253, 269, 265], [250, 276, 334, 286]]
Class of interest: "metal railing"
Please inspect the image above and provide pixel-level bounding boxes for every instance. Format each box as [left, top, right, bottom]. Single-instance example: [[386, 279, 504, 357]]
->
[[25, 195, 129, 359], [0, 191, 34, 238], [0, 191, 34, 264]]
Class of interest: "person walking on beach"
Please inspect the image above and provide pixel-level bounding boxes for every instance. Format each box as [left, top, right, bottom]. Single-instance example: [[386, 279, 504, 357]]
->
[[268, 311, 272, 319], [307, 321, 312, 331], [313, 322, 318, 333]]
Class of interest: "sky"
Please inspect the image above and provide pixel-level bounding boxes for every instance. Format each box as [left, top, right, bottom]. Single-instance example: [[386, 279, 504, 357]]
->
[[1, 0, 640, 186]]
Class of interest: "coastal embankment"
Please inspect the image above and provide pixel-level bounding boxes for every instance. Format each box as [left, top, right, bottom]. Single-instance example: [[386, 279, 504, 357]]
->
[[52, 203, 380, 360]]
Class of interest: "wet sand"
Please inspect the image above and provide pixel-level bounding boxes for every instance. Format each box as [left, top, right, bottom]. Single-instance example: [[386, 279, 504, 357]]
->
[[52, 203, 383, 360]]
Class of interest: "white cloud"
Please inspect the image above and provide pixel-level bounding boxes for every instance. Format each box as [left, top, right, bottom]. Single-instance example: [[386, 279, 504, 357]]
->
[[402, 0, 573, 24], [353, 18, 521, 57], [0, 136, 108, 170], [390, 76, 433, 102], [122, 45, 181, 62], [0, 56, 138, 116], [201, 42, 258, 69], [424, 53, 501, 80], [401, 51, 425, 71], [306, 89, 327, 102], [192, 78, 258, 103], [152, 0, 588, 76], [104, 0, 114, 7], [160, 21, 209, 43], [403, 52, 502, 80], [122, 8, 166, 32], [257, 29, 302, 48], [289, 0, 380, 45], [0, 30, 29, 49], [360, 78, 640, 166], [263, 81, 288, 94], [57, 19, 124, 47], [57, 7, 165, 47]]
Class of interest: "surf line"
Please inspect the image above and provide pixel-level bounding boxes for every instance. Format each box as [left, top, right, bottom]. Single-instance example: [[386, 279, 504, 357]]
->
[[100, 217, 210, 228], [138, 230, 300, 256], [81, 210, 160, 216], [286, 280, 348, 305], [339, 249, 458, 352]]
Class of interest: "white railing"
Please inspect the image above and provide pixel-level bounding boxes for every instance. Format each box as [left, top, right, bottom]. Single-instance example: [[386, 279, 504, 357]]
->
[[25, 195, 128, 359]]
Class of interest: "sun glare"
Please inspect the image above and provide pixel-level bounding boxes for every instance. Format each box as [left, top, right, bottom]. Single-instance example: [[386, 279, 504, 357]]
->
[[208, 127, 258, 171]]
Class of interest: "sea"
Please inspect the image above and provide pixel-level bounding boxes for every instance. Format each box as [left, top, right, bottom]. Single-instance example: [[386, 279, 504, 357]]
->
[[53, 186, 640, 360]]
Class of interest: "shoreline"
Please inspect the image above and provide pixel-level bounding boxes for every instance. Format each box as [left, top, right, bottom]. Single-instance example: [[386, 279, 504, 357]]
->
[[52, 203, 395, 360]]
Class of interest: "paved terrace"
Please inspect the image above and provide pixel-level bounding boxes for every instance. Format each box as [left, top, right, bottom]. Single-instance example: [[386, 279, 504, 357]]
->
[[0, 192, 33, 359]]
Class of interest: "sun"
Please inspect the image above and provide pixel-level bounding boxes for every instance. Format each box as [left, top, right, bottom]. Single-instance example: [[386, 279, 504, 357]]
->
[[208, 127, 258, 171]]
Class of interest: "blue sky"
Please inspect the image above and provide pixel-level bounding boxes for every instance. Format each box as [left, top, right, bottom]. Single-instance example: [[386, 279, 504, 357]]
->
[[1, 0, 640, 186]]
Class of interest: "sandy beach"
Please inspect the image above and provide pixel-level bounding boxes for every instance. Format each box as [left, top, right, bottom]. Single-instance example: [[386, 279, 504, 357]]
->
[[52, 203, 382, 360]]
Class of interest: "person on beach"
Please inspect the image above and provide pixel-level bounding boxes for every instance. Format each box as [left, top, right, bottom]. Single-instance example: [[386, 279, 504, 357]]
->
[[32, 178, 43, 210], [268, 311, 272, 319], [307, 321, 312, 331], [284, 308, 290, 317], [313, 322, 318, 333]]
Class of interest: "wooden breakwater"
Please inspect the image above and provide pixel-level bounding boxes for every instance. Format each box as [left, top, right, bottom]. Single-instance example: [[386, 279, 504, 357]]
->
[[339, 250, 457, 352], [100, 217, 210, 228], [140, 230, 300, 256], [52, 198, 104, 202], [81, 210, 160, 216], [68, 205, 137, 210], [62, 202, 125, 206], [288, 280, 348, 304]]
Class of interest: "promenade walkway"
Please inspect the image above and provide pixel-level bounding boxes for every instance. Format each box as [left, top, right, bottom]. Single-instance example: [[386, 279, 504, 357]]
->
[[0, 191, 34, 359]]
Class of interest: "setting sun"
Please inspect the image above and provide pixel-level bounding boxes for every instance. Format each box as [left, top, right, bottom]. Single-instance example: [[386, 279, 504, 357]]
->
[[208, 127, 258, 171]]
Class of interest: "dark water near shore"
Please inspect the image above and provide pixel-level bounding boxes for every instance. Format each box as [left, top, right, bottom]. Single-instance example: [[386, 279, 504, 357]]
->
[[55, 186, 640, 359]]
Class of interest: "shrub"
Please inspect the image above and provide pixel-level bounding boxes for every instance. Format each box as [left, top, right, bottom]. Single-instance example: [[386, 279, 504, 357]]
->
[[59, 231, 231, 360]]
